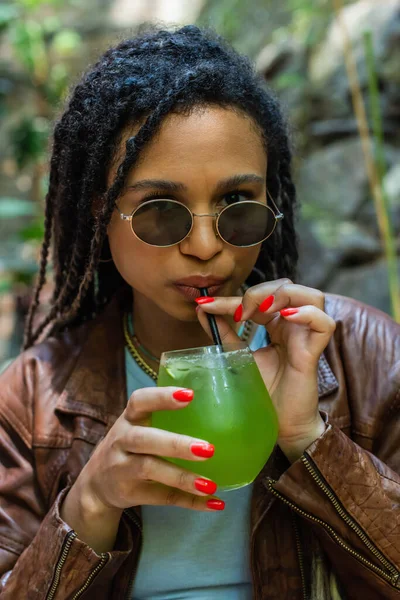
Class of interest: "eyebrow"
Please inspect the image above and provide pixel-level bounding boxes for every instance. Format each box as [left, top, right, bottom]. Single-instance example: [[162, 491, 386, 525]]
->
[[125, 174, 265, 194]]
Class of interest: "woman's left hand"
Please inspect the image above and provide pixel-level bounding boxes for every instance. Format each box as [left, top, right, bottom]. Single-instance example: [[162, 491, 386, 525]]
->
[[196, 279, 336, 462]]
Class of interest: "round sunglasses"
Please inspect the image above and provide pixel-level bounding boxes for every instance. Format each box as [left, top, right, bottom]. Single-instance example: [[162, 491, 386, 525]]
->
[[116, 194, 283, 248]]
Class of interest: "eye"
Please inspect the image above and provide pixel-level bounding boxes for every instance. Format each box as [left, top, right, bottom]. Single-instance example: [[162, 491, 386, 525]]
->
[[220, 191, 253, 207]]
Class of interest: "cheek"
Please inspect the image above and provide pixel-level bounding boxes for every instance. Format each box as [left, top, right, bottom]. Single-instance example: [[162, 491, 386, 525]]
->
[[234, 246, 261, 276], [107, 218, 158, 287]]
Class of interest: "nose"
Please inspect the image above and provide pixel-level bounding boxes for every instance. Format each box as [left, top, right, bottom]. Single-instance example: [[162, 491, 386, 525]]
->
[[179, 213, 224, 261]]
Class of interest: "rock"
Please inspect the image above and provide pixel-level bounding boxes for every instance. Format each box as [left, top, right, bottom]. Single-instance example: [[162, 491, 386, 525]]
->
[[309, 0, 400, 121], [296, 218, 338, 289], [256, 39, 302, 79], [385, 163, 400, 203], [357, 160, 400, 237], [296, 139, 400, 220], [325, 257, 400, 315], [313, 220, 381, 266], [255, 38, 308, 127], [297, 139, 368, 220], [309, 117, 399, 143], [385, 163, 400, 234], [109, 0, 205, 28]]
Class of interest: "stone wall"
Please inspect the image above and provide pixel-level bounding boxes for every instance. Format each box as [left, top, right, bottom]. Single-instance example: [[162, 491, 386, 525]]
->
[[256, 0, 400, 315]]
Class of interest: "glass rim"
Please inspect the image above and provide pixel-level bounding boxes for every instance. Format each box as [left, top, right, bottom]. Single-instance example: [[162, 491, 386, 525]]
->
[[160, 341, 250, 361]]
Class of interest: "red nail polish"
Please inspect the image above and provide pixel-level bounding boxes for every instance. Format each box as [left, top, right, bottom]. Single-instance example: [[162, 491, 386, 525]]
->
[[195, 478, 217, 495], [259, 295, 275, 313], [280, 308, 299, 317], [191, 442, 215, 458], [207, 499, 225, 511], [195, 297, 215, 304], [233, 304, 243, 322], [172, 389, 194, 402]]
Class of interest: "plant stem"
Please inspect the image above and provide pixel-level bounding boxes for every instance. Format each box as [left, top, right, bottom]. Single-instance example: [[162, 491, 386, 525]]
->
[[332, 0, 400, 322]]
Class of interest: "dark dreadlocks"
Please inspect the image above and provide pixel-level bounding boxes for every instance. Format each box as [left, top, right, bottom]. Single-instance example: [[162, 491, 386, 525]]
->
[[23, 24, 298, 349]]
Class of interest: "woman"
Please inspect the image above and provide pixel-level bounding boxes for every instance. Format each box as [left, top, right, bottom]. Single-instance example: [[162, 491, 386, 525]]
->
[[0, 25, 399, 599]]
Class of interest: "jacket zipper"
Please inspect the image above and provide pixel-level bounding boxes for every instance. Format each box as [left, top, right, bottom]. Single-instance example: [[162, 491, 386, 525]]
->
[[267, 454, 400, 588], [302, 453, 399, 584], [47, 531, 77, 599], [124, 508, 143, 600], [46, 529, 110, 600], [291, 512, 308, 600], [71, 552, 111, 600]]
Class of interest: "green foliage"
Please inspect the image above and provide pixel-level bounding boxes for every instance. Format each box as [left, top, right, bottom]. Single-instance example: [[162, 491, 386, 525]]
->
[[19, 219, 45, 242], [10, 19, 47, 78], [0, 4, 18, 31], [274, 72, 305, 91], [363, 30, 400, 321], [198, 0, 243, 42], [10, 116, 50, 168], [1, 0, 82, 292], [14, 0, 60, 11]]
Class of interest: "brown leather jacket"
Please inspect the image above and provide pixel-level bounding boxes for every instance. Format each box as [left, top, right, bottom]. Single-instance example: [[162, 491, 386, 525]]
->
[[0, 293, 399, 599]]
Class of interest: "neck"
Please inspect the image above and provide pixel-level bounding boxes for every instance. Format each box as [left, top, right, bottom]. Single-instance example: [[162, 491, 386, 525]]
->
[[132, 291, 213, 359]]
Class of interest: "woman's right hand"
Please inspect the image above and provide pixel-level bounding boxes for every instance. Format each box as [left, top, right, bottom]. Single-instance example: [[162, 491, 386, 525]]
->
[[77, 385, 222, 513]]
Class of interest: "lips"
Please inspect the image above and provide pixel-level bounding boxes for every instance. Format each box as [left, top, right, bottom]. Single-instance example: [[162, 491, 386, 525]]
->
[[173, 276, 228, 301]]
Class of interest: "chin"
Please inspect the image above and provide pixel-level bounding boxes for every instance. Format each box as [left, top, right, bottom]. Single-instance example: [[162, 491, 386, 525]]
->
[[173, 303, 199, 322]]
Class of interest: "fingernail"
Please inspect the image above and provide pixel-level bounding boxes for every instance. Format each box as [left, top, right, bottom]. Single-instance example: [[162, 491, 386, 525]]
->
[[206, 499, 225, 511], [195, 297, 215, 304], [259, 295, 275, 313], [172, 389, 194, 402], [280, 308, 299, 317], [233, 304, 243, 322], [191, 442, 215, 458], [195, 478, 217, 495]]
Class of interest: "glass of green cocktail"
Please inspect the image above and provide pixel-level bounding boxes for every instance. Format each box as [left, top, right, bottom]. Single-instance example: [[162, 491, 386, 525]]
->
[[152, 342, 278, 491]]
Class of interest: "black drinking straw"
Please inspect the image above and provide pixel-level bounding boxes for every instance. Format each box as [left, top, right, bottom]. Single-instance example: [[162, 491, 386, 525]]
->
[[199, 287, 223, 347]]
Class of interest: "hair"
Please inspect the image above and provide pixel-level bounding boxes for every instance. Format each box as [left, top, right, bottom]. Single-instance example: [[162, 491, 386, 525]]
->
[[23, 24, 299, 349]]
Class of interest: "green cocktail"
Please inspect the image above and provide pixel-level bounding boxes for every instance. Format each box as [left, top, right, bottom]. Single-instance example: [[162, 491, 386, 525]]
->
[[152, 342, 278, 491]]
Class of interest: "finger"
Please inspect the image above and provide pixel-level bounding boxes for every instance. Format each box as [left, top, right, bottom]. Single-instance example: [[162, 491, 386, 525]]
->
[[134, 482, 225, 512], [123, 425, 215, 462], [125, 386, 194, 423], [196, 307, 241, 345], [279, 305, 336, 346], [132, 454, 220, 498], [200, 282, 326, 325], [194, 279, 293, 323], [244, 283, 325, 321]]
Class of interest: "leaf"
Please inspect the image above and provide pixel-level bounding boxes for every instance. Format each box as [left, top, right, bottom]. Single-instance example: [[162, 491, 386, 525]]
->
[[51, 29, 81, 57], [0, 198, 37, 218], [14, 0, 58, 10], [275, 72, 305, 90], [19, 219, 44, 241], [10, 116, 49, 168], [0, 278, 12, 294], [10, 19, 48, 81]]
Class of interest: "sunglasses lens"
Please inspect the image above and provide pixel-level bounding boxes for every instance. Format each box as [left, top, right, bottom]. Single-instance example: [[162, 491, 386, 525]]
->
[[131, 200, 192, 246], [218, 202, 275, 247]]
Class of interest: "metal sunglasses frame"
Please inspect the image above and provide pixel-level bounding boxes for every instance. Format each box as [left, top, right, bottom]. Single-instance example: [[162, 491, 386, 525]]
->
[[115, 191, 284, 248]]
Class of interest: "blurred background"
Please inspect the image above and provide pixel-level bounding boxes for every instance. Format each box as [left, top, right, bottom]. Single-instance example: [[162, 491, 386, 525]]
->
[[0, 0, 399, 366]]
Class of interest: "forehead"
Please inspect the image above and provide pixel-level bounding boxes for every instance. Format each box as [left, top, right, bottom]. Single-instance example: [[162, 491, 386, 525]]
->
[[110, 106, 267, 184]]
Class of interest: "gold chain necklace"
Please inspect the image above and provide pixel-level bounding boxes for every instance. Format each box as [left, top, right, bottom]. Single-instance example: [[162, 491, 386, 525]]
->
[[123, 311, 253, 382], [123, 312, 158, 380]]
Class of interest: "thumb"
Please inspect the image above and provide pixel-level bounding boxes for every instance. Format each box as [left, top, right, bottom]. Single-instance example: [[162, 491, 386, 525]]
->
[[196, 307, 241, 345]]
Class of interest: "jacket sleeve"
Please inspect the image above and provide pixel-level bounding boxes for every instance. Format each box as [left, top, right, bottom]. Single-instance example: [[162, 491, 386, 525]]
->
[[270, 298, 400, 599], [0, 354, 133, 599]]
